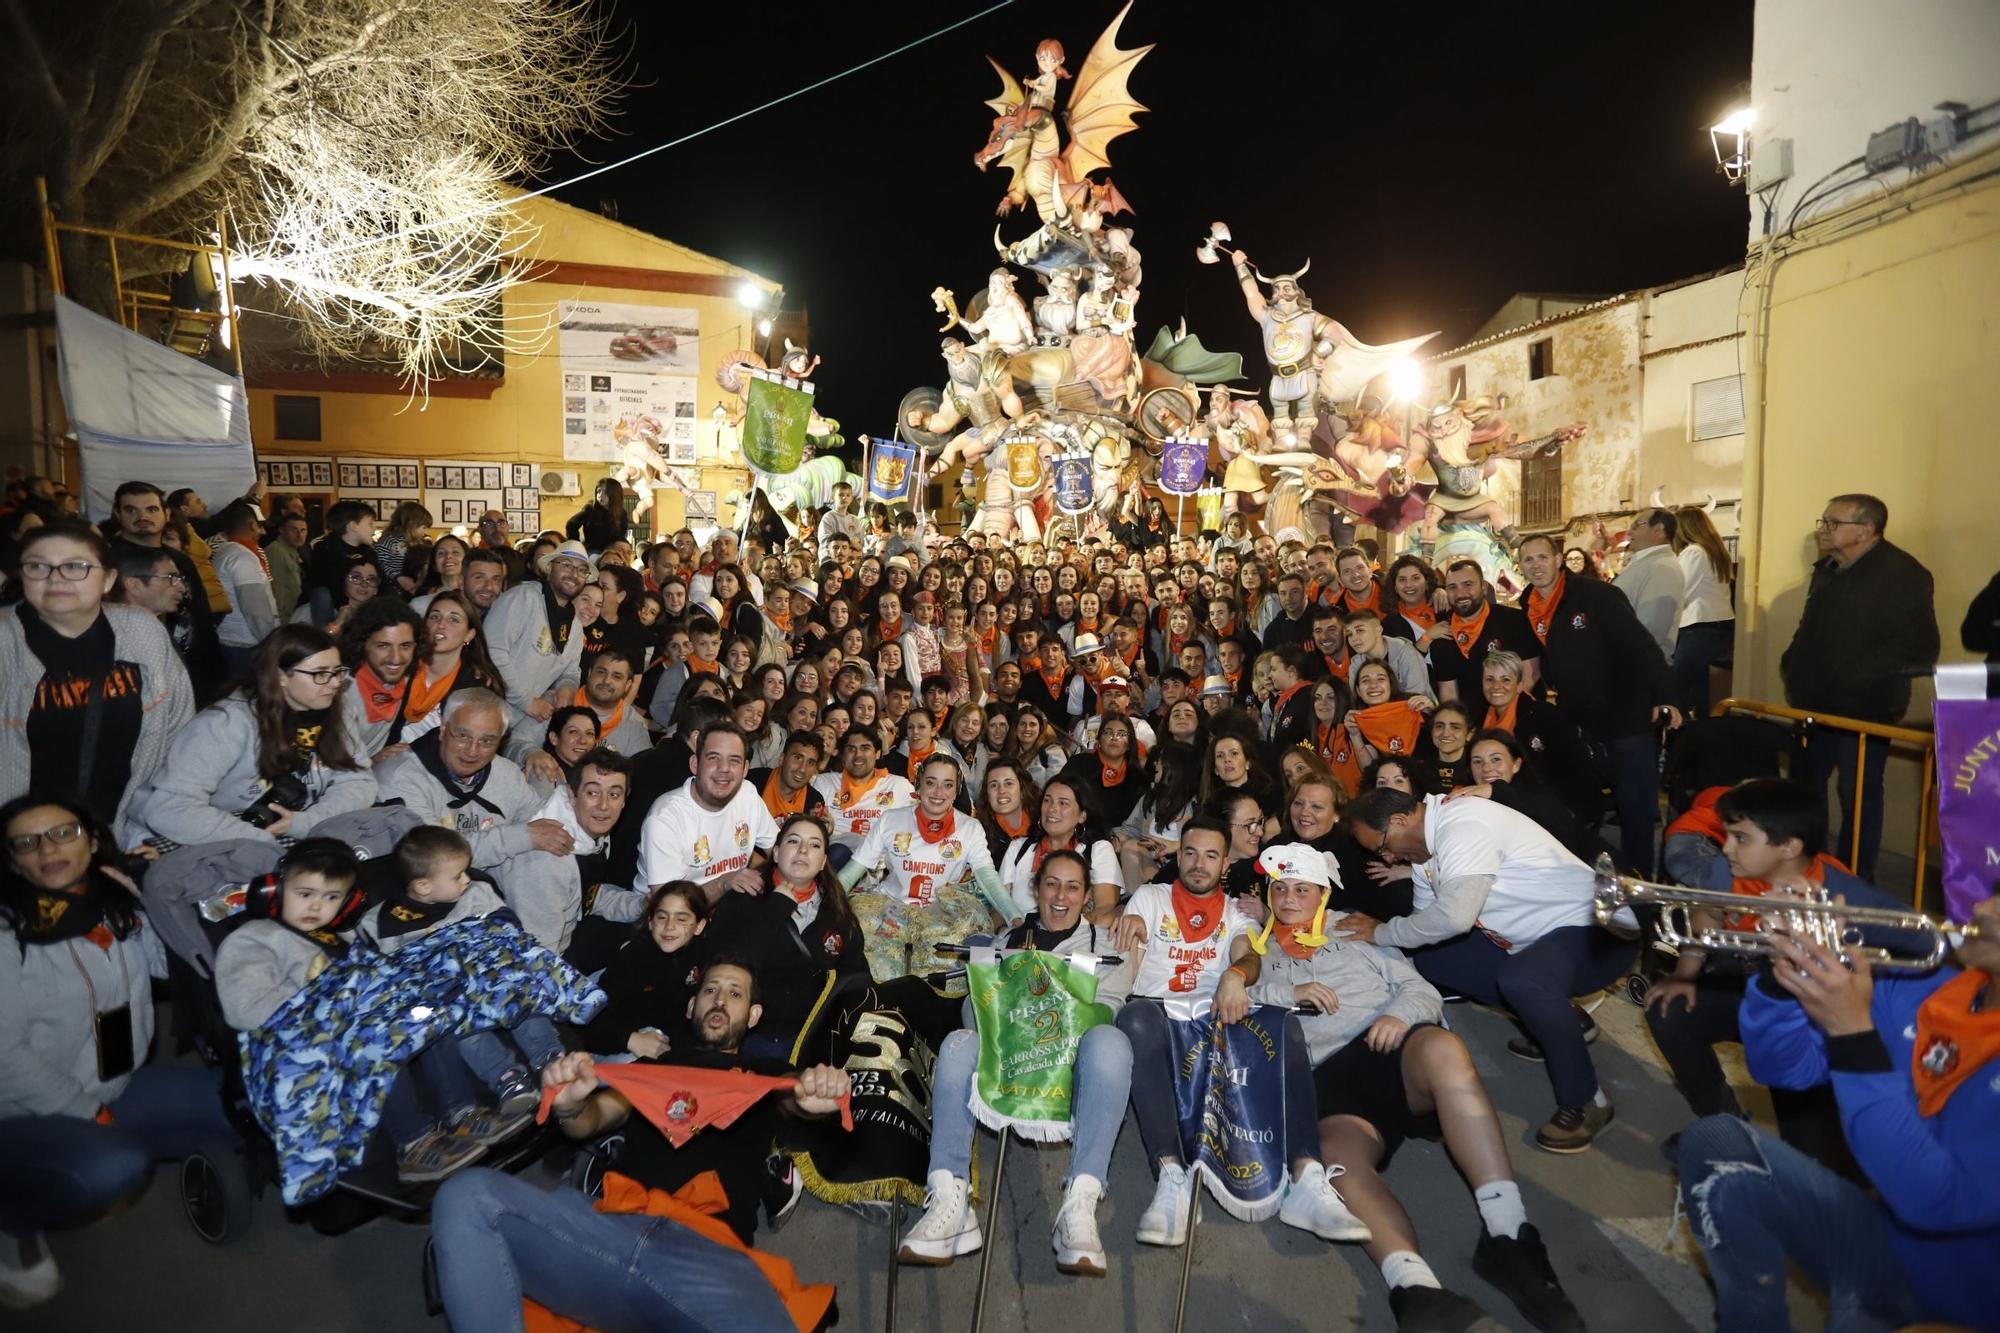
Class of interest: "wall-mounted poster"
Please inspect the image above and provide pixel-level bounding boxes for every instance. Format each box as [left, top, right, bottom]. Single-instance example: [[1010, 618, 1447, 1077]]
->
[[419, 457, 507, 531], [440, 499, 463, 524], [256, 455, 335, 491], [556, 299, 700, 464], [334, 457, 423, 511], [511, 464, 534, 488]]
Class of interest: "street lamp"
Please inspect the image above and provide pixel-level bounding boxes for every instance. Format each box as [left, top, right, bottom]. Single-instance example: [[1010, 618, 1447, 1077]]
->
[[737, 282, 764, 310], [1710, 107, 1754, 184], [1386, 358, 1423, 405]]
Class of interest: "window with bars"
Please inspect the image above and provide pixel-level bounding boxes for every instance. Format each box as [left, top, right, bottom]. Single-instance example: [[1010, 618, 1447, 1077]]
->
[[1520, 450, 1564, 528], [1691, 374, 1746, 440]]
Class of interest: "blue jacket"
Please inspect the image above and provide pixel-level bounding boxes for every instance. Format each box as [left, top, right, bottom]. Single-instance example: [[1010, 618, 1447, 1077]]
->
[[1740, 964, 2000, 1328]]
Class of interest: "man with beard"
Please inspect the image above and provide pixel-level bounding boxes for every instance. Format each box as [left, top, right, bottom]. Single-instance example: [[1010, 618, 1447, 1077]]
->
[[377, 690, 576, 871], [494, 747, 633, 957], [1019, 637, 1077, 726], [110, 543, 226, 702], [1517, 534, 1679, 875], [545, 648, 651, 758], [429, 959, 852, 1328], [341, 598, 424, 758], [749, 730, 830, 824], [1298, 606, 1353, 684], [106, 479, 217, 643], [810, 727, 916, 862], [1111, 818, 1370, 1247], [636, 723, 777, 904], [989, 659, 1024, 706], [1262, 571, 1316, 650], [484, 540, 591, 726], [1425, 558, 1541, 706], [474, 509, 526, 584]]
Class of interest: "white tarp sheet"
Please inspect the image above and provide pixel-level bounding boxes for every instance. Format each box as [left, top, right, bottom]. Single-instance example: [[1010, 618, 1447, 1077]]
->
[[54, 294, 254, 521]]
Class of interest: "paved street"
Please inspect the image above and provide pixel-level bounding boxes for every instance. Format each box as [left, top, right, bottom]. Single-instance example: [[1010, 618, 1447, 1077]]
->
[[15, 987, 1827, 1332]]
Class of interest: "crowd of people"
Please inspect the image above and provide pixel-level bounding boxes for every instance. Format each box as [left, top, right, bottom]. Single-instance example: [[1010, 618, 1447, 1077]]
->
[[2, 468, 1991, 1333]]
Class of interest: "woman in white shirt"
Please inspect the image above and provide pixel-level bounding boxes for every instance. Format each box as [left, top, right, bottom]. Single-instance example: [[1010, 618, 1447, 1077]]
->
[[1671, 506, 1735, 720]]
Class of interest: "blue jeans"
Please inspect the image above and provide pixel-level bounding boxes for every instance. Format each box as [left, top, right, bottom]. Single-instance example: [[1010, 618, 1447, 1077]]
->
[[1678, 1115, 1921, 1333], [1115, 1000, 1319, 1173], [1802, 727, 1889, 882], [1410, 925, 1634, 1109], [457, 1016, 565, 1099], [1673, 619, 1733, 720], [1604, 730, 1661, 876], [1662, 832, 1732, 892], [0, 1065, 233, 1233], [928, 1022, 1132, 1185], [431, 1168, 796, 1333]]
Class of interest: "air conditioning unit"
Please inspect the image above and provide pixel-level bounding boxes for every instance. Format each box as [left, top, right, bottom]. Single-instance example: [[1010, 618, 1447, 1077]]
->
[[539, 469, 581, 497]]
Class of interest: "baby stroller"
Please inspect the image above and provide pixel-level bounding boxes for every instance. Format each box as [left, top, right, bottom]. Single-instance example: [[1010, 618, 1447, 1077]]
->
[[142, 810, 550, 1244]]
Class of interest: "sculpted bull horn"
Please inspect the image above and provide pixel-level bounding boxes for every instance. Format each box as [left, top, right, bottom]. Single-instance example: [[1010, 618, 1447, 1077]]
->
[[994, 224, 1008, 259]]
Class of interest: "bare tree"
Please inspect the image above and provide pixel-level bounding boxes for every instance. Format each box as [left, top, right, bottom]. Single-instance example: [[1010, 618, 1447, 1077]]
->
[[2, 0, 622, 384]]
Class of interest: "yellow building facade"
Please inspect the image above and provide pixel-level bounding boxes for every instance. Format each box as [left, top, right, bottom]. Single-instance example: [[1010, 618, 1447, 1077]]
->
[[246, 195, 780, 535]]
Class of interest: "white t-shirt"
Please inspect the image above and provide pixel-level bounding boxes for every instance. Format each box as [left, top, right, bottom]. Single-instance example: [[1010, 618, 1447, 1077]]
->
[[1125, 881, 1253, 1004], [636, 778, 778, 890], [850, 805, 994, 905], [811, 770, 916, 851], [998, 835, 1122, 919], [210, 540, 273, 648], [1406, 795, 1605, 952]]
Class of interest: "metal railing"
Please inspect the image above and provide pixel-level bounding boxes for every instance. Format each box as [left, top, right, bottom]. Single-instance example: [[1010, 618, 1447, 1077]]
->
[[1713, 697, 1937, 904]]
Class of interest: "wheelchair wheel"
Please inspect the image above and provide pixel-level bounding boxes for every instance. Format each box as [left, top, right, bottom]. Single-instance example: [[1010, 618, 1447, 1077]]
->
[[181, 1148, 254, 1245]]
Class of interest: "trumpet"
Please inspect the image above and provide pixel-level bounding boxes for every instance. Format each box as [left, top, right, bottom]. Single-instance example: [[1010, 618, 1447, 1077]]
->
[[1591, 855, 1977, 973]]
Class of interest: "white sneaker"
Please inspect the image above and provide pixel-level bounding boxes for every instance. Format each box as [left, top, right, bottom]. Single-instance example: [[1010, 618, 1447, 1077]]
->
[[0, 1231, 59, 1310], [897, 1170, 982, 1265], [1052, 1175, 1107, 1276], [1135, 1162, 1199, 1246], [1279, 1162, 1373, 1243]]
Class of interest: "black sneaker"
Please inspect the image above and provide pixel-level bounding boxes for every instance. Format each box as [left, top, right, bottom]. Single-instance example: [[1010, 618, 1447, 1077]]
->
[[762, 1152, 805, 1231], [1506, 1007, 1600, 1062], [1472, 1224, 1586, 1333], [1389, 1283, 1507, 1332]]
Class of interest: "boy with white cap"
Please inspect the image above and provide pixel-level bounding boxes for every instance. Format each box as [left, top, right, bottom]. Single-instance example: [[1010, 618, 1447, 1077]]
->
[[1249, 842, 1585, 1333]]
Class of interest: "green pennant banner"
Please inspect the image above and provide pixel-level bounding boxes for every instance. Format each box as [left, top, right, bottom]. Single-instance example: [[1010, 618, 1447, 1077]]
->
[[966, 947, 1113, 1142], [742, 375, 813, 476]]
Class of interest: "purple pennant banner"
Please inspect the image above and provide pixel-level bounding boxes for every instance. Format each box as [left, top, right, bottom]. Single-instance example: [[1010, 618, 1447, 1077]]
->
[[1159, 438, 1207, 495], [1934, 695, 2000, 924]]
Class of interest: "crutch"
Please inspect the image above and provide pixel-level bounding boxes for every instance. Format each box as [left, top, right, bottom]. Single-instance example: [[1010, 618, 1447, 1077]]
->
[[968, 1125, 1011, 1333]]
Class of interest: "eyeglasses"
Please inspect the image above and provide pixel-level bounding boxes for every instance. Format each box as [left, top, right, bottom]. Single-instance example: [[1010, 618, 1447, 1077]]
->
[[7, 821, 86, 854], [288, 665, 352, 686], [347, 570, 381, 583], [20, 559, 106, 582], [1815, 517, 1868, 531], [132, 571, 187, 585]]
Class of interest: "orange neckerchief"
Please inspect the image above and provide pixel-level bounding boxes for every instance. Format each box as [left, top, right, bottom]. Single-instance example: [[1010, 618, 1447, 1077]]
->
[[1030, 833, 1079, 878], [1526, 573, 1566, 643], [405, 659, 458, 722], [1451, 602, 1493, 651], [765, 608, 793, 634], [1114, 639, 1142, 669], [1341, 582, 1383, 616], [1169, 879, 1224, 944], [1353, 701, 1424, 756], [1727, 853, 1843, 930], [1913, 971, 2000, 1117], [906, 741, 936, 771], [763, 769, 808, 819], [973, 626, 999, 660], [686, 653, 720, 675], [1271, 921, 1318, 960], [1099, 753, 1129, 786], [836, 769, 883, 809], [1243, 591, 1266, 623], [1274, 679, 1311, 714], [1397, 599, 1438, 631], [993, 809, 1031, 840], [521, 1172, 833, 1333], [229, 536, 271, 578], [1317, 724, 1363, 797], [878, 615, 905, 641], [575, 687, 625, 737], [914, 808, 956, 844], [354, 663, 408, 724], [1166, 632, 1192, 664], [1317, 647, 1351, 682], [1077, 654, 1114, 686], [1484, 696, 1521, 735], [1039, 663, 1068, 698], [1076, 616, 1100, 636]]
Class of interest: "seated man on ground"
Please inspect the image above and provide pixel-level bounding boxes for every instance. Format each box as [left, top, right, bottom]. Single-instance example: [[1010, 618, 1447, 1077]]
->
[[1248, 844, 1583, 1333], [429, 958, 852, 1333]]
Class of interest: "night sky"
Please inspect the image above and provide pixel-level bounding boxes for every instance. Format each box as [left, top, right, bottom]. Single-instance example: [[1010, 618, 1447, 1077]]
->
[[543, 0, 1754, 437]]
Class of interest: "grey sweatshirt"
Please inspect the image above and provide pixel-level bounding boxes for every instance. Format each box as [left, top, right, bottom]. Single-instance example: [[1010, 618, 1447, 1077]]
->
[[0, 920, 167, 1119], [357, 881, 505, 953], [126, 694, 378, 848], [375, 749, 542, 867], [482, 581, 584, 713], [215, 920, 335, 1030], [0, 605, 195, 842], [1248, 937, 1444, 1065]]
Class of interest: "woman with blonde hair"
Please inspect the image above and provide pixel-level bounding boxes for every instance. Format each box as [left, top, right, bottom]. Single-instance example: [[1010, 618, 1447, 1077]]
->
[[1671, 504, 1735, 719]]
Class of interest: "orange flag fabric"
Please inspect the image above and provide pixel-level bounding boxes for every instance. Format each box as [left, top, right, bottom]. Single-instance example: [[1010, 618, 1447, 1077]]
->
[[536, 1061, 854, 1147]]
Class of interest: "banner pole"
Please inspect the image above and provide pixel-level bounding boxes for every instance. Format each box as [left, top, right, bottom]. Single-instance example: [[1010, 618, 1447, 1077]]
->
[[969, 1126, 1010, 1333], [884, 1197, 902, 1333], [1172, 1169, 1199, 1333], [859, 433, 872, 527]]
